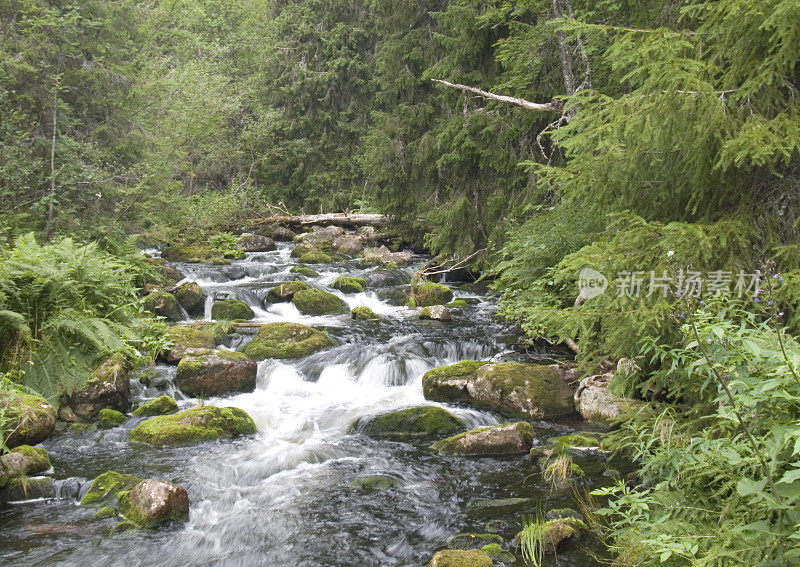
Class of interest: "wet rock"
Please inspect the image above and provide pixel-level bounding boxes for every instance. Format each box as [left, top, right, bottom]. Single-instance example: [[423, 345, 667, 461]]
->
[[349, 475, 397, 492], [144, 257, 183, 287], [0, 446, 51, 484], [422, 361, 489, 404], [174, 282, 206, 317], [290, 243, 315, 258], [80, 471, 143, 506], [356, 406, 465, 440], [331, 276, 366, 294], [93, 506, 117, 520], [467, 497, 532, 516], [534, 517, 586, 553], [419, 305, 452, 322], [238, 233, 276, 252], [132, 395, 178, 417], [290, 266, 320, 278], [97, 409, 126, 428], [376, 286, 410, 306], [175, 350, 257, 397], [59, 353, 129, 422], [331, 234, 364, 255], [0, 476, 54, 503], [362, 245, 413, 267], [142, 290, 184, 322], [0, 392, 56, 448], [301, 225, 345, 246], [211, 299, 254, 321], [162, 245, 227, 264], [410, 281, 454, 307], [427, 549, 492, 567], [117, 479, 189, 528], [351, 306, 379, 321], [267, 281, 310, 303], [447, 533, 503, 550], [298, 251, 333, 264], [574, 371, 638, 423], [364, 269, 410, 288], [292, 288, 347, 315], [447, 299, 469, 308], [69, 422, 98, 435], [259, 224, 296, 242], [467, 362, 579, 419], [431, 421, 533, 456], [129, 405, 256, 446], [241, 322, 335, 360], [480, 543, 515, 563], [162, 323, 230, 363]]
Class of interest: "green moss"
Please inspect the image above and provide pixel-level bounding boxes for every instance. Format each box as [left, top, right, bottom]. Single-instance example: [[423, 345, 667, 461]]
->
[[0, 445, 51, 481], [241, 322, 336, 360], [80, 471, 142, 506], [70, 422, 97, 435], [142, 291, 184, 322], [97, 409, 127, 428], [541, 517, 586, 551], [165, 326, 216, 349], [174, 282, 206, 316], [290, 266, 320, 277], [292, 288, 347, 315], [290, 244, 314, 258], [427, 549, 493, 567], [447, 299, 469, 308], [93, 506, 117, 520], [431, 421, 534, 455], [421, 361, 488, 403], [447, 533, 503, 550], [298, 251, 333, 264], [331, 276, 366, 294], [357, 406, 465, 440], [211, 299, 254, 321], [116, 485, 188, 528], [410, 281, 453, 307], [549, 433, 601, 449], [110, 520, 138, 535], [349, 475, 397, 492], [351, 306, 379, 320], [480, 543, 515, 562], [132, 395, 178, 417], [267, 281, 310, 303], [128, 405, 257, 446]]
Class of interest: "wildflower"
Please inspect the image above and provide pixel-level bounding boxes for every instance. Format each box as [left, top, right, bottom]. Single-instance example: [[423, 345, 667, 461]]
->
[[779, 312, 785, 317], [768, 300, 774, 306], [667, 250, 675, 257], [755, 298, 760, 303], [699, 300, 705, 306]]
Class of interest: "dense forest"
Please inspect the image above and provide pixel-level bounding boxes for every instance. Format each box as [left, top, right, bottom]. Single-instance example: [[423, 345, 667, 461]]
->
[[2, 0, 800, 565]]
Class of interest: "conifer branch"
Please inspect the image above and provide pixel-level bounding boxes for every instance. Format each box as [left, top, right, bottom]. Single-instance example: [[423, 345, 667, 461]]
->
[[431, 80, 560, 113]]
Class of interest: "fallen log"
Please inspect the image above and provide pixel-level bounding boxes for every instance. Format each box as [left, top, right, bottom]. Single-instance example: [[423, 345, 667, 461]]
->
[[252, 213, 390, 229]]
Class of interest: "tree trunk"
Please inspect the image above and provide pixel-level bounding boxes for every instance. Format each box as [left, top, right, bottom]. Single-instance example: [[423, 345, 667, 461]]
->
[[252, 212, 390, 228], [44, 80, 58, 239]]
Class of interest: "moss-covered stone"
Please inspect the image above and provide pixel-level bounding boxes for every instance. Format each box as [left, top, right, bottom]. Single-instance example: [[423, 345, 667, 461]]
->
[[290, 244, 315, 258], [0, 392, 56, 448], [241, 322, 336, 360], [80, 471, 143, 506], [267, 281, 311, 303], [97, 409, 126, 428], [292, 288, 347, 315], [142, 290, 184, 322], [349, 475, 397, 492], [467, 497, 532, 516], [447, 533, 503, 550], [298, 251, 333, 264], [410, 281, 454, 307], [174, 282, 206, 317], [419, 305, 452, 322], [447, 299, 469, 308], [59, 353, 129, 422], [211, 299, 254, 321], [548, 433, 601, 450], [69, 422, 97, 435], [290, 266, 320, 278], [431, 421, 534, 456], [331, 276, 366, 294], [132, 395, 178, 417], [0, 445, 51, 484], [93, 506, 117, 520], [175, 350, 257, 397], [427, 549, 493, 567], [0, 476, 54, 503], [162, 245, 227, 264], [351, 306, 379, 320], [117, 479, 189, 528], [537, 517, 586, 553], [356, 406, 465, 440], [129, 405, 256, 446], [480, 543, 515, 562], [165, 325, 215, 349], [422, 361, 489, 403]]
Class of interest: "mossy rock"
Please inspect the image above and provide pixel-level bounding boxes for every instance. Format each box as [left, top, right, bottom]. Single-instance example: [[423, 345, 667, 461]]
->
[[427, 549, 493, 567], [162, 245, 226, 264], [349, 475, 397, 492], [290, 266, 320, 278], [93, 506, 117, 520], [292, 288, 347, 315], [480, 543, 515, 563], [238, 234, 276, 252], [331, 276, 366, 294], [467, 497, 532, 516], [241, 322, 336, 360], [117, 479, 189, 528], [80, 471, 143, 506], [298, 251, 333, 264], [175, 350, 257, 397], [0, 476, 54, 503], [162, 322, 234, 363], [290, 244, 315, 258], [410, 281, 454, 307], [70, 422, 97, 435], [59, 353, 130, 422], [211, 299, 254, 321], [129, 405, 256, 446], [267, 281, 311, 303], [351, 306, 379, 321], [165, 325, 216, 349], [0, 392, 56, 448], [0, 445, 51, 484], [355, 406, 465, 440], [97, 409, 126, 428], [132, 395, 178, 417], [447, 299, 469, 308], [142, 290, 184, 322], [419, 305, 452, 322], [539, 517, 586, 553], [422, 361, 489, 403], [431, 421, 534, 456], [447, 533, 503, 551], [174, 282, 206, 317]]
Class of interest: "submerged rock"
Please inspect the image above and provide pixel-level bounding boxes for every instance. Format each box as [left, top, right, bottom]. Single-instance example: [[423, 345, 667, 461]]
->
[[0, 476, 54, 503], [59, 353, 129, 422], [132, 395, 179, 417], [142, 290, 184, 322], [356, 406, 464, 440], [422, 361, 489, 404], [290, 266, 320, 278], [349, 475, 397, 492], [447, 533, 503, 550], [427, 549, 492, 567], [117, 479, 189, 528], [431, 421, 533, 457], [467, 497, 532, 516], [80, 471, 143, 506], [298, 251, 333, 264], [419, 305, 452, 322], [175, 350, 257, 397], [410, 281, 454, 307], [0, 392, 56, 448], [97, 409, 126, 428], [0, 445, 51, 485], [238, 233, 276, 252], [331, 234, 364, 255], [292, 288, 347, 315], [241, 322, 335, 360], [161, 245, 226, 264], [351, 306, 379, 321], [174, 282, 206, 317], [129, 405, 257, 446], [267, 281, 310, 303], [331, 276, 366, 294], [211, 299, 254, 321]]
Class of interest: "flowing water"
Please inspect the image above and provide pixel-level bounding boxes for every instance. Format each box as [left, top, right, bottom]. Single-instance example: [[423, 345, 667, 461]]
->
[[0, 243, 608, 566]]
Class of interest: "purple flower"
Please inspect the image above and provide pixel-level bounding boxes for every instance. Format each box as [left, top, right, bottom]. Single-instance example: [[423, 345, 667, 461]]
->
[[755, 298, 760, 303], [769, 300, 774, 306], [779, 312, 785, 317], [700, 300, 705, 306]]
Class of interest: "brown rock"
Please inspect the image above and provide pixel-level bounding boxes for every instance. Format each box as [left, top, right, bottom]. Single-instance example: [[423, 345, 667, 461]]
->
[[59, 353, 129, 422], [175, 350, 257, 397], [431, 421, 534, 456], [118, 479, 189, 528]]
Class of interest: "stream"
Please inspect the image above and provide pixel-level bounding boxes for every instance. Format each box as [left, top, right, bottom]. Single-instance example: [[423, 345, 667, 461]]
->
[[0, 242, 607, 566]]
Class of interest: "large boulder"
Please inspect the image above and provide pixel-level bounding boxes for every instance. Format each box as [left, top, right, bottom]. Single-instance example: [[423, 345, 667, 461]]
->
[[0, 392, 56, 448], [129, 405, 256, 446], [298, 251, 333, 264], [161, 245, 226, 264], [80, 471, 143, 506], [574, 369, 639, 423], [143, 290, 184, 322], [331, 276, 366, 294], [175, 350, 257, 397], [410, 281, 454, 307], [351, 306, 379, 321], [419, 305, 452, 322], [59, 353, 129, 422], [132, 395, 179, 417], [427, 550, 492, 567], [238, 233, 276, 252], [0, 476, 54, 504], [364, 269, 410, 288], [331, 234, 364, 255], [267, 281, 310, 303], [174, 282, 206, 317], [0, 445, 51, 485], [355, 406, 464, 440], [211, 299, 254, 321], [241, 322, 335, 360], [117, 479, 190, 528], [422, 361, 489, 404], [362, 245, 412, 267], [468, 362, 579, 419], [301, 225, 345, 246], [97, 408, 126, 428], [162, 324, 219, 363], [292, 289, 348, 315], [259, 224, 296, 242], [431, 421, 533, 456]]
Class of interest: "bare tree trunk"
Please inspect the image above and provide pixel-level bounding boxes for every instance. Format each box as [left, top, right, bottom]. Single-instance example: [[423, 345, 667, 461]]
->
[[430, 80, 559, 113], [44, 80, 58, 239], [253, 212, 390, 228], [552, 0, 576, 97]]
